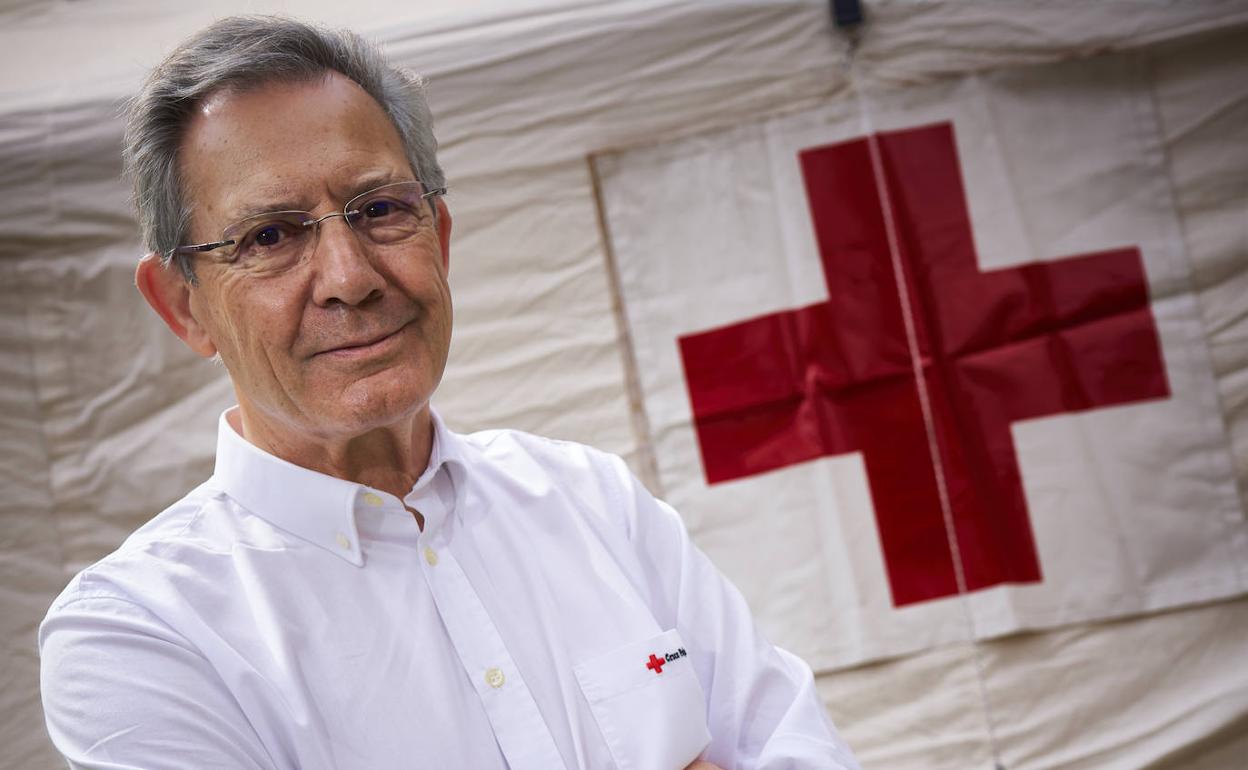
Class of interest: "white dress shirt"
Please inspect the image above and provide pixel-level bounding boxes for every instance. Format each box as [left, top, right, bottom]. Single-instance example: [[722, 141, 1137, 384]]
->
[[40, 408, 860, 770]]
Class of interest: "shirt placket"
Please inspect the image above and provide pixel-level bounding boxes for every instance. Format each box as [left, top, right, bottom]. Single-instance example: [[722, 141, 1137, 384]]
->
[[419, 522, 565, 770]]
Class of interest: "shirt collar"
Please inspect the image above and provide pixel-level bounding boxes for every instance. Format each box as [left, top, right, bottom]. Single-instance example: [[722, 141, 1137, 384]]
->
[[211, 406, 468, 565]]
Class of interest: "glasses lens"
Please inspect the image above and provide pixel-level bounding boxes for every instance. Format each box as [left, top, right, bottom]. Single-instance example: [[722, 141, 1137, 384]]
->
[[221, 212, 313, 273], [346, 182, 433, 246]]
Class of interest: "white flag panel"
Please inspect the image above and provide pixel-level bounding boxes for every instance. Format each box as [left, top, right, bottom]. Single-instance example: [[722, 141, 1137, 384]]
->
[[598, 53, 1248, 670]]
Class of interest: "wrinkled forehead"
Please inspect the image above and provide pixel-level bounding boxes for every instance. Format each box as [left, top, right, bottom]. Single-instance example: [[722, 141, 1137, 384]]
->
[[178, 72, 411, 232]]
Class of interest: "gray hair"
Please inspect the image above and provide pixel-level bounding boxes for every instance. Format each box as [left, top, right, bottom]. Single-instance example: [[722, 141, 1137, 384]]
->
[[123, 15, 445, 281]]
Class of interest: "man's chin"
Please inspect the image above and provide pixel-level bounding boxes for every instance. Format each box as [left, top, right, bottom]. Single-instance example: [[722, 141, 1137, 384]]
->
[[320, 379, 433, 437]]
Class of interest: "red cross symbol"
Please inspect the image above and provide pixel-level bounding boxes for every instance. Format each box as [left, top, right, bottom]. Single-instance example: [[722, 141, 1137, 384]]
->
[[646, 653, 666, 674], [678, 122, 1169, 606]]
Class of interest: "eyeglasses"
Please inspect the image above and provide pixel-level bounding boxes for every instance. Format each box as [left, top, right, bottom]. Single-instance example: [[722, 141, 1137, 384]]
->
[[176, 180, 447, 274]]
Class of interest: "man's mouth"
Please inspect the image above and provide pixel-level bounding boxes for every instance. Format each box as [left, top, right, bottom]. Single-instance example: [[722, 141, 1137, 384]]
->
[[317, 323, 409, 358]]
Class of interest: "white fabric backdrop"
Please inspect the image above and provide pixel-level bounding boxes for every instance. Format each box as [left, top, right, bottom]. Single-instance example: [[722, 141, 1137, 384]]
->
[[2, 2, 1246, 768]]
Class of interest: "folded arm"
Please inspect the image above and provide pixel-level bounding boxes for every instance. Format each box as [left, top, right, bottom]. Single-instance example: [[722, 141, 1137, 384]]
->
[[618, 462, 862, 770]]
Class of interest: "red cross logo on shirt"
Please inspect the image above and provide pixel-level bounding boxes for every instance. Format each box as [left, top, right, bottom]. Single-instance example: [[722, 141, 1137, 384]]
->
[[679, 122, 1169, 607], [646, 654, 666, 674]]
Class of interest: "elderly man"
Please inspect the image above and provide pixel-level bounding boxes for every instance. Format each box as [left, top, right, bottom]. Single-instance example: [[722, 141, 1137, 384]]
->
[[39, 16, 859, 770]]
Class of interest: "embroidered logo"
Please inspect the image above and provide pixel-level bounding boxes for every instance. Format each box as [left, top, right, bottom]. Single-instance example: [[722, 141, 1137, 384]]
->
[[645, 647, 687, 674]]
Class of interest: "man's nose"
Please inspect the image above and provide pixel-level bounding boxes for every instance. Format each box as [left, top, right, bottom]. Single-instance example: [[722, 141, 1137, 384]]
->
[[309, 215, 385, 307]]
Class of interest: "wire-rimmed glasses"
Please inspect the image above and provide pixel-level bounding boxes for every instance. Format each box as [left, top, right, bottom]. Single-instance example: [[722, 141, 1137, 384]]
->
[[176, 180, 447, 274]]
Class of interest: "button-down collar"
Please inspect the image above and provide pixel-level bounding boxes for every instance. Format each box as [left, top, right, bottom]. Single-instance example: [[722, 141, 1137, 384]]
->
[[211, 406, 466, 565]]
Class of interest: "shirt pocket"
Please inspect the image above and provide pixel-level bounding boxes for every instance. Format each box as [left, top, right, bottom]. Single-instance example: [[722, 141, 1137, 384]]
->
[[573, 629, 712, 770]]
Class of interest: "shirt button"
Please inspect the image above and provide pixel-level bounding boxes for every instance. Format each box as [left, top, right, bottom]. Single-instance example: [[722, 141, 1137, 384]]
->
[[424, 546, 439, 566], [335, 532, 351, 550], [485, 667, 505, 689], [362, 492, 384, 507]]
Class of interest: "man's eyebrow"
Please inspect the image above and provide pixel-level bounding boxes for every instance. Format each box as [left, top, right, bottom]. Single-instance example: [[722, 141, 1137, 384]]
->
[[350, 172, 419, 196], [224, 197, 309, 224]]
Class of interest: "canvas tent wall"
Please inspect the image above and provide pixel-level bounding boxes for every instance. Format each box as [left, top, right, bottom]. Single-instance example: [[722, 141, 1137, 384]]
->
[[1, 1, 1246, 768]]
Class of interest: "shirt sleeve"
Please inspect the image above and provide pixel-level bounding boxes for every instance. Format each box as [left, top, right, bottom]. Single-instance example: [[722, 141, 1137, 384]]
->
[[617, 463, 862, 770], [39, 591, 277, 770]]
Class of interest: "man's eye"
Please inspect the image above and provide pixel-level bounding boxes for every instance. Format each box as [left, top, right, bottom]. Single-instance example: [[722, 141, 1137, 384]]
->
[[240, 220, 301, 251], [254, 225, 284, 246], [363, 199, 396, 218]]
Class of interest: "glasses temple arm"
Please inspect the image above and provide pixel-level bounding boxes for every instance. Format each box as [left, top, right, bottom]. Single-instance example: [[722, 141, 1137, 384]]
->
[[175, 239, 235, 254]]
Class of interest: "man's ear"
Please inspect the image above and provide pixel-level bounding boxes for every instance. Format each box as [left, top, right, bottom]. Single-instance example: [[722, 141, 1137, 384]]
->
[[435, 198, 452, 273], [135, 252, 217, 358]]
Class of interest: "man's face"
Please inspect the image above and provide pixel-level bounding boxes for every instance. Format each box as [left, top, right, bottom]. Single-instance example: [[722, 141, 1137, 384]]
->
[[178, 72, 452, 442]]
